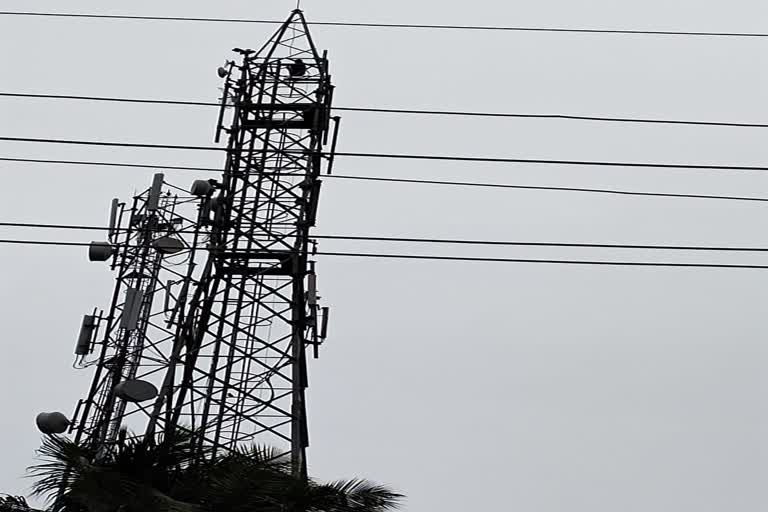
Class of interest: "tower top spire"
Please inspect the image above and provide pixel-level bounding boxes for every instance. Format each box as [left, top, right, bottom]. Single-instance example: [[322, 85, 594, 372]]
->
[[251, 9, 322, 64]]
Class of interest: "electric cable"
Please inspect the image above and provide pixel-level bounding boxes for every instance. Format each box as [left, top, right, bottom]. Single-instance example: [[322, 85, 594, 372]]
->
[[0, 156, 219, 173], [315, 235, 768, 253], [317, 251, 768, 270], [1, 237, 767, 270], [2, 156, 768, 203], [332, 151, 768, 172], [2, 136, 767, 172], [328, 175, 768, 203], [0, 136, 221, 152], [2, 221, 768, 253], [2, 92, 766, 129], [0, 11, 766, 38]]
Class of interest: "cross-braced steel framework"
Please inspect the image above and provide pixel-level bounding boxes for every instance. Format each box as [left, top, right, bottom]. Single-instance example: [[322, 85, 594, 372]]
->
[[71, 174, 206, 448], [143, 10, 337, 476], [65, 10, 336, 477]]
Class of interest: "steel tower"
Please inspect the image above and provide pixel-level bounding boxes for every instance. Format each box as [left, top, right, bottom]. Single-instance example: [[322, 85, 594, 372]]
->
[[145, 10, 337, 476], [57, 10, 337, 478], [68, 174, 206, 448]]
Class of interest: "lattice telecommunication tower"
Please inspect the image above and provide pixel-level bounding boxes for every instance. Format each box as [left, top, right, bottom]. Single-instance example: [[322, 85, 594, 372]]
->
[[37, 11, 339, 479]]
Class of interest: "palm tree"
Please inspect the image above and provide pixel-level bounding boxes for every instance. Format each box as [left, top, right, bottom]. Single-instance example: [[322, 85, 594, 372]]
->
[[29, 432, 402, 512], [182, 446, 401, 512], [0, 494, 33, 511], [30, 431, 200, 512]]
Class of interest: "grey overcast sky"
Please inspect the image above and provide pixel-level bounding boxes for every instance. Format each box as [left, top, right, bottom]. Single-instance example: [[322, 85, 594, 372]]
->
[[1, 0, 767, 510]]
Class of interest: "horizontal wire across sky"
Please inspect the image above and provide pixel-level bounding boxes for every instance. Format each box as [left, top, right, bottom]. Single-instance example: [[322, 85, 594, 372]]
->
[[1, 12, 766, 269], [2, 157, 768, 204], [1, 136, 767, 172], [3, 92, 766, 129], [0, 238, 767, 270], [1, 11, 767, 38], [3, 221, 768, 253]]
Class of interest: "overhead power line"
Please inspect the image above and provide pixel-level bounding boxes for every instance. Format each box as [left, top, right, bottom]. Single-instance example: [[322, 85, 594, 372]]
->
[[0, 92, 218, 108], [328, 175, 768, 203], [2, 156, 768, 203], [1, 237, 767, 270], [334, 151, 768, 172], [334, 108, 768, 129], [0, 156, 219, 173], [0, 136, 220, 152], [316, 235, 768, 253], [0, 11, 766, 38], [2, 220, 768, 253], [319, 252, 768, 270], [3, 92, 766, 129], [2, 136, 767, 172]]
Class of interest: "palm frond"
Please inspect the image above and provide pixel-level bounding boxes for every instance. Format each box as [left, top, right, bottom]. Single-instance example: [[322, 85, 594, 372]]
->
[[234, 444, 290, 466], [28, 435, 95, 501], [310, 478, 404, 511], [28, 431, 403, 512], [0, 494, 31, 510], [176, 446, 297, 512]]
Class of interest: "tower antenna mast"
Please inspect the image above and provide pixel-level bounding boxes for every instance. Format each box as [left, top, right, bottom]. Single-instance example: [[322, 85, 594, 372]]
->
[[49, 11, 339, 482]]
